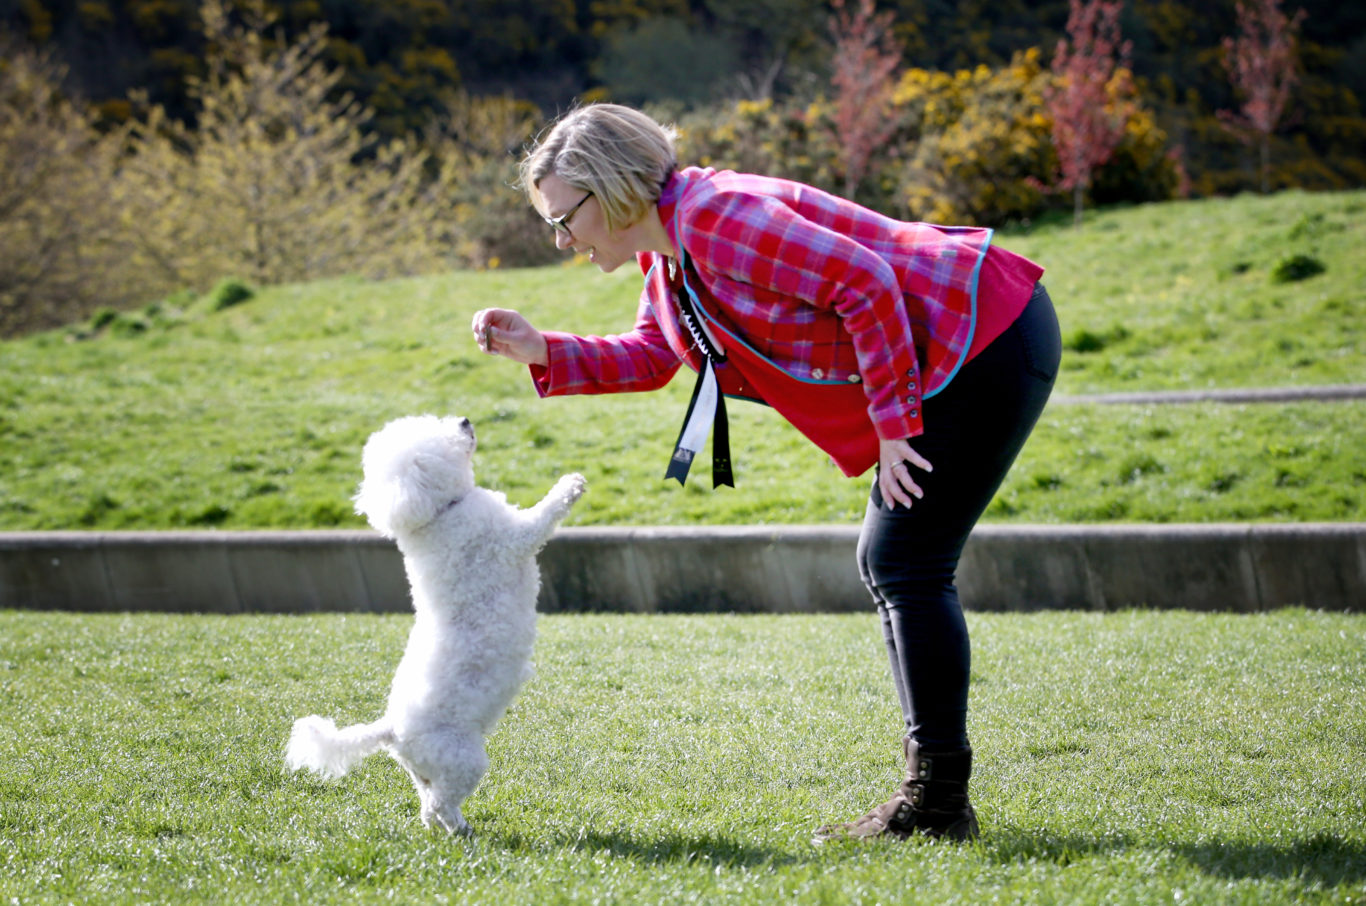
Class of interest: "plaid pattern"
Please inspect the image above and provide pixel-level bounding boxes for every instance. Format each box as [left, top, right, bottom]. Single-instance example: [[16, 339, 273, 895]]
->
[[534, 167, 996, 441]]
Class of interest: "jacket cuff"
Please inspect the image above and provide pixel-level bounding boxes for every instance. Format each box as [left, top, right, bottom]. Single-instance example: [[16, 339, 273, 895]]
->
[[874, 408, 922, 442], [873, 363, 925, 439], [528, 331, 576, 397]]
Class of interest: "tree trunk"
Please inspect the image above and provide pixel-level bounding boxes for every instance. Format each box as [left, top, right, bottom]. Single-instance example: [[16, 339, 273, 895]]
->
[[1260, 132, 1272, 194], [1073, 182, 1085, 227]]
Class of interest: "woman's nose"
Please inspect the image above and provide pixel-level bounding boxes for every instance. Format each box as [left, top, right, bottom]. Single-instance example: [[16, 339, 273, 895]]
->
[[554, 230, 573, 251]]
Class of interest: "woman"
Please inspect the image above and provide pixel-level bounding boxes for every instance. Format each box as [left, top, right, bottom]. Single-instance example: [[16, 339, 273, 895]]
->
[[472, 103, 1061, 842]]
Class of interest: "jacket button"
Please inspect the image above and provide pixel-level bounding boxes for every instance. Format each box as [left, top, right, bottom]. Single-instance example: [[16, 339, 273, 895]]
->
[[811, 368, 824, 379], [910, 408, 919, 418], [908, 380, 916, 390], [847, 374, 861, 383]]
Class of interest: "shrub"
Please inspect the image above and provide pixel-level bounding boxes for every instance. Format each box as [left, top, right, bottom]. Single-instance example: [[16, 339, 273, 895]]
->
[[1064, 324, 1130, 353], [1117, 452, 1164, 484], [889, 48, 1178, 226], [891, 51, 1055, 226], [1089, 105, 1184, 206], [422, 91, 554, 270], [674, 99, 841, 197], [1270, 253, 1326, 283], [1066, 329, 1106, 353], [109, 314, 150, 337], [0, 44, 152, 337], [308, 499, 353, 527], [186, 504, 231, 526], [88, 308, 119, 331], [1206, 471, 1242, 494], [115, 3, 469, 291], [77, 493, 121, 526], [208, 279, 255, 312]]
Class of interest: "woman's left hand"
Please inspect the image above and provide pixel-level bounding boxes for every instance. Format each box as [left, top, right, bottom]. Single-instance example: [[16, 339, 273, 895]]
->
[[879, 437, 933, 510]]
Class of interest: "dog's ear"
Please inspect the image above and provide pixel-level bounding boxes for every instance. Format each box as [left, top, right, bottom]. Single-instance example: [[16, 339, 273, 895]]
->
[[353, 468, 434, 539]]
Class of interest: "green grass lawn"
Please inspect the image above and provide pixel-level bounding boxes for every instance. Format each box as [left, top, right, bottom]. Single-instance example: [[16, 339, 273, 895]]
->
[[1, 189, 1363, 529], [1, 608, 1362, 904]]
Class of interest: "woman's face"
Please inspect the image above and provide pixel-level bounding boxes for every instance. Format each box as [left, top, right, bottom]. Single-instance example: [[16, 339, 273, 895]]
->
[[537, 174, 635, 273]]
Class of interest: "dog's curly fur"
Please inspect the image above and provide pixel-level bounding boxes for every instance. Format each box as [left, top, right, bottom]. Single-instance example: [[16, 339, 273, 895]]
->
[[286, 414, 585, 834]]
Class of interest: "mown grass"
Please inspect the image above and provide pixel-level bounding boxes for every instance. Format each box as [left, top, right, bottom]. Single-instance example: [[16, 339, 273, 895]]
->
[[1, 608, 1363, 904], [1, 189, 1362, 529]]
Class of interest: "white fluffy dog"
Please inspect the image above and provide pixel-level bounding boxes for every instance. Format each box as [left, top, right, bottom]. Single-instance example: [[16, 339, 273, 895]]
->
[[286, 414, 585, 834]]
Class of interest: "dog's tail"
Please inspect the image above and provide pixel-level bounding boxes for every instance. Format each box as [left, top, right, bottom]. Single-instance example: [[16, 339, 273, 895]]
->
[[285, 715, 395, 780]]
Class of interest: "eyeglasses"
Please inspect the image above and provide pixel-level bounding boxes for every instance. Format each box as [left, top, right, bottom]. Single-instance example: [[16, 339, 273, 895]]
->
[[545, 192, 593, 238]]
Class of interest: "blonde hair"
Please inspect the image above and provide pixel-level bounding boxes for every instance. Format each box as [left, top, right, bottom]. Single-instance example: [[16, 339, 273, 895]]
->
[[519, 104, 678, 231]]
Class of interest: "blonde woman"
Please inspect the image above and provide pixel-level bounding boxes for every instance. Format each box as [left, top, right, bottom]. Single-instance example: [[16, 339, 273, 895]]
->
[[473, 103, 1060, 842]]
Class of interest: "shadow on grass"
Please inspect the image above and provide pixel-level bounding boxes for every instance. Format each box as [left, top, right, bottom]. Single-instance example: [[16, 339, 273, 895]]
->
[[986, 829, 1366, 887], [1176, 835, 1366, 886], [495, 827, 796, 868], [496, 820, 1366, 885]]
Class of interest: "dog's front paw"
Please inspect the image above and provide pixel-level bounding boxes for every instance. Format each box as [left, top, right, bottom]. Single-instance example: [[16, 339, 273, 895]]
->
[[556, 473, 587, 505]]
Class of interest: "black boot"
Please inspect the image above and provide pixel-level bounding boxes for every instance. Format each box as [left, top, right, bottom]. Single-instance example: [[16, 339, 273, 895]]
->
[[886, 738, 979, 840], [814, 738, 979, 843]]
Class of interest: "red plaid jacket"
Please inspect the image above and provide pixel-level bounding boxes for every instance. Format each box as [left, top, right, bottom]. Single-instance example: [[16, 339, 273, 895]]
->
[[532, 168, 1040, 471]]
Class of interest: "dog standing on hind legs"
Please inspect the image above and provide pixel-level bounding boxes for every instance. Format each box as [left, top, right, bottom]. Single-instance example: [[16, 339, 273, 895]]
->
[[286, 414, 586, 835]]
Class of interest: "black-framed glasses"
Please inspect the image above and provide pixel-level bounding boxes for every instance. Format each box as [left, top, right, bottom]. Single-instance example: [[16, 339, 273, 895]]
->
[[545, 192, 593, 237]]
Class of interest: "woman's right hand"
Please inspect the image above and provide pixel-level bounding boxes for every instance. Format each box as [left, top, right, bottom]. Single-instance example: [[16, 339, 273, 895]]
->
[[471, 308, 549, 367]]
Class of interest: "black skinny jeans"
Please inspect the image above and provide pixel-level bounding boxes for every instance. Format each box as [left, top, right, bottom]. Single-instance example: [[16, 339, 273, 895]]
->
[[856, 283, 1061, 751]]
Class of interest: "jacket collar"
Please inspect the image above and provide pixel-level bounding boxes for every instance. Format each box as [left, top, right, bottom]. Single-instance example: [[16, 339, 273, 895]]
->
[[655, 167, 715, 264]]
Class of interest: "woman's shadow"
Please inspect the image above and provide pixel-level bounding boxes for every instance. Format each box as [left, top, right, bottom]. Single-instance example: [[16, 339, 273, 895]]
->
[[987, 828, 1366, 888], [499, 824, 1366, 890]]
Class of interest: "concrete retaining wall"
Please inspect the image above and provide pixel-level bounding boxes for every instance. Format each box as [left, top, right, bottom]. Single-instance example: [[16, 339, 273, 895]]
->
[[2, 524, 1361, 614]]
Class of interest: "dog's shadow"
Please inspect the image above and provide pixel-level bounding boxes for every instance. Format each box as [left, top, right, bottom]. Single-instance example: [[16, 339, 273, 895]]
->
[[491, 826, 796, 869]]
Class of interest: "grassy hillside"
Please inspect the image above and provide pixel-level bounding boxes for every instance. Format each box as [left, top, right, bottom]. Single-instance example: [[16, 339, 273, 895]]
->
[[2, 189, 1363, 530]]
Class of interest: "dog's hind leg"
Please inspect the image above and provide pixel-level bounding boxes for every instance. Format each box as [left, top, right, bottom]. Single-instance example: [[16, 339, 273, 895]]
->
[[406, 727, 488, 835], [394, 759, 440, 825]]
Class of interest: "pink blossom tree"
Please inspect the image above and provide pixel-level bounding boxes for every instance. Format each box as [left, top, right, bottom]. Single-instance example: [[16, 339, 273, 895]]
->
[[1220, 0, 1306, 193], [1043, 0, 1135, 225], [828, 0, 902, 199]]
